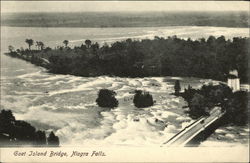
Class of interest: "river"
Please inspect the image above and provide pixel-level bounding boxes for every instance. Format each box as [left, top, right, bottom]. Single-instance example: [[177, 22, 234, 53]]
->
[[1, 26, 249, 147]]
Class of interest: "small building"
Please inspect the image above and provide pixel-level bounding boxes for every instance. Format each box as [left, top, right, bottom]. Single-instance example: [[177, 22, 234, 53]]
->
[[227, 69, 240, 92]]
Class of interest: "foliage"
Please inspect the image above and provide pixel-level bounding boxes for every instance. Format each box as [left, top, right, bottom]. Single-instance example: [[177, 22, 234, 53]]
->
[[36, 41, 45, 50], [96, 89, 118, 108], [8, 45, 14, 52], [181, 84, 232, 119], [222, 91, 248, 126], [0, 109, 60, 147], [200, 84, 232, 104], [85, 39, 92, 48], [63, 40, 69, 47], [35, 130, 46, 145], [133, 90, 154, 108], [47, 131, 60, 146], [189, 93, 210, 119], [25, 39, 34, 50], [181, 85, 198, 104], [5, 36, 249, 83], [182, 84, 232, 105], [181, 83, 248, 126], [174, 80, 181, 95]]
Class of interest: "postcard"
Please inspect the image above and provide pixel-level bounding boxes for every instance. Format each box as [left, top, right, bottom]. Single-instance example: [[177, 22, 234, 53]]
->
[[0, 1, 249, 162]]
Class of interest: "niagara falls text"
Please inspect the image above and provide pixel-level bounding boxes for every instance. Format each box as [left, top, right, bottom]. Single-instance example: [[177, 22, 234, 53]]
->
[[13, 150, 106, 158]]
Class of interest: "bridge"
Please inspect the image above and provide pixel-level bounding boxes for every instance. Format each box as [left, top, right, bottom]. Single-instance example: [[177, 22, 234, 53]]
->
[[162, 107, 226, 147]]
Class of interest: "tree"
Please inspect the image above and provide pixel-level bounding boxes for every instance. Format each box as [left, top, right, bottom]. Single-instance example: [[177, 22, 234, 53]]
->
[[36, 41, 45, 50], [63, 40, 69, 47], [14, 120, 36, 141], [133, 90, 154, 108], [0, 109, 60, 147], [126, 38, 132, 45], [174, 80, 181, 95], [0, 109, 16, 135], [181, 85, 198, 104], [222, 91, 248, 125], [25, 39, 34, 50], [80, 44, 87, 50], [91, 42, 100, 55], [85, 39, 92, 48], [35, 130, 46, 146], [39, 42, 45, 50], [8, 45, 15, 53], [189, 93, 209, 119], [96, 89, 118, 108], [200, 84, 232, 104], [47, 131, 59, 146], [91, 42, 99, 50], [36, 41, 39, 50]]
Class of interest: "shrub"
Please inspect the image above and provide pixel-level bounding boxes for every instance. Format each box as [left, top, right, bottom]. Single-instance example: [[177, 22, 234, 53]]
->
[[200, 84, 232, 103], [181, 83, 244, 122], [35, 130, 47, 146], [96, 89, 118, 108], [181, 85, 198, 104], [222, 91, 248, 125], [0, 109, 60, 147], [47, 131, 60, 146], [181, 84, 233, 117], [133, 90, 154, 108], [189, 93, 210, 119]]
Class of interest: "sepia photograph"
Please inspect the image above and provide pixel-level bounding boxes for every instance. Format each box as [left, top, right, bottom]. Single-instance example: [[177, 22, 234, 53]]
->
[[0, 0, 249, 162]]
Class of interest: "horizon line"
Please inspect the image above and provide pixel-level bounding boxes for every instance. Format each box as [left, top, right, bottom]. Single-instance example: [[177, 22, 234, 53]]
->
[[2, 10, 248, 14]]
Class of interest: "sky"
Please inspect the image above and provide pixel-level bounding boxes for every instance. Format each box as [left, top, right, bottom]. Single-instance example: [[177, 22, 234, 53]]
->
[[1, 1, 249, 13]]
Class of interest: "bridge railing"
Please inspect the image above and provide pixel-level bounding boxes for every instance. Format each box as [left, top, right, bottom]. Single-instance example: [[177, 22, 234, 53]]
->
[[162, 107, 226, 147], [162, 116, 205, 146]]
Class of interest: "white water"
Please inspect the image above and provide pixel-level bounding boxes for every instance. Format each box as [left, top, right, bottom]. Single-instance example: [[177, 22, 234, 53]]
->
[[1, 26, 249, 146]]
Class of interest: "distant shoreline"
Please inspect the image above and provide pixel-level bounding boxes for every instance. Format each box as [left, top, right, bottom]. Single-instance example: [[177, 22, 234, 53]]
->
[[1, 25, 249, 29], [2, 11, 248, 28]]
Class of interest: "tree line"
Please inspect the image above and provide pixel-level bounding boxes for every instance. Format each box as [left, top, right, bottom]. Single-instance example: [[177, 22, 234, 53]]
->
[[179, 83, 248, 125], [6, 35, 249, 83], [0, 109, 59, 147]]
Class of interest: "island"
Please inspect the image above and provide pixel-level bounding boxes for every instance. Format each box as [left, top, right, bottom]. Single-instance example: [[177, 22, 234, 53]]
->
[[5, 36, 248, 83]]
